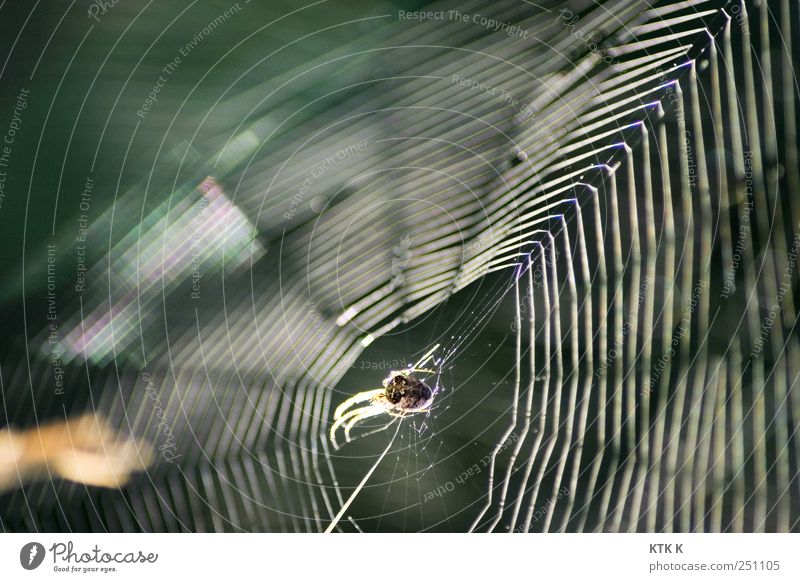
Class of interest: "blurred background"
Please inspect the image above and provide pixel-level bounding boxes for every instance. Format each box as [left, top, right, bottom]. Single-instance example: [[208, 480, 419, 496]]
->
[[0, 0, 799, 532]]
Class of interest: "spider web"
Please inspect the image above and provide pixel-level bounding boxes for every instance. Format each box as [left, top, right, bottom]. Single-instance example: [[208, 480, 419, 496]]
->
[[1, 0, 799, 533]]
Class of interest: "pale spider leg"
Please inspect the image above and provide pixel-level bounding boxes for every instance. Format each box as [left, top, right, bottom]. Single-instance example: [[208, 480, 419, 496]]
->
[[324, 420, 403, 533], [343, 406, 388, 443], [416, 343, 440, 367], [406, 402, 433, 413], [386, 400, 433, 417], [331, 401, 392, 450], [406, 367, 437, 375], [330, 407, 375, 450], [384, 368, 436, 384], [343, 417, 400, 445], [333, 388, 384, 420]]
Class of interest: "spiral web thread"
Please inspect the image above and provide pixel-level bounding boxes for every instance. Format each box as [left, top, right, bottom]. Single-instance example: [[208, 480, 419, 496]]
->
[[1, 0, 799, 532]]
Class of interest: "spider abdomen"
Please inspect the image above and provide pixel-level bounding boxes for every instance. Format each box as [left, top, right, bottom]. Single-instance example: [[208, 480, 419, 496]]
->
[[384, 374, 432, 410]]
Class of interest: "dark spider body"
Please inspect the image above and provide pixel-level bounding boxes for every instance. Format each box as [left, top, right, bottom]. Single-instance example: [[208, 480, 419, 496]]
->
[[384, 373, 433, 410]]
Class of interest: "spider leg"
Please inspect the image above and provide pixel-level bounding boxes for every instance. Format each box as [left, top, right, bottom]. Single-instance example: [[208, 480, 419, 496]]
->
[[411, 343, 439, 370], [344, 417, 400, 445], [408, 401, 433, 413], [330, 404, 385, 450], [383, 398, 433, 419], [330, 407, 369, 449], [406, 367, 436, 375], [333, 388, 385, 421], [385, 367, 435, 381], [343, 407, 388, 443]]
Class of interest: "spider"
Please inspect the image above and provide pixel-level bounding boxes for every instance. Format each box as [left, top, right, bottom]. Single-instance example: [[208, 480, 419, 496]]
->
[[329, 344, 440, 450]]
